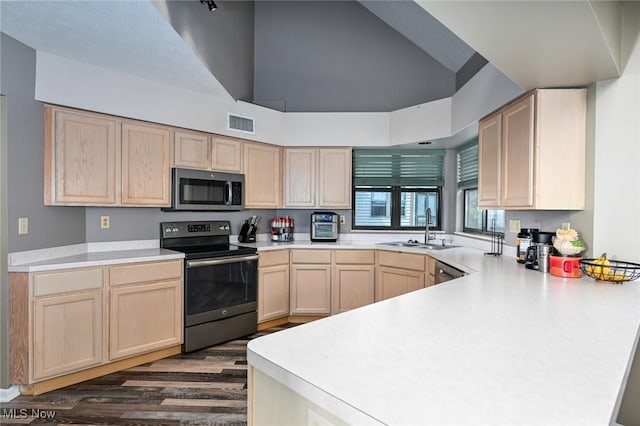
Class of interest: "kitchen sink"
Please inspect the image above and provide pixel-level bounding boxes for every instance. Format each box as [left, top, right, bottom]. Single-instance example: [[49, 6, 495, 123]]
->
[[378, 241, 459, 250]]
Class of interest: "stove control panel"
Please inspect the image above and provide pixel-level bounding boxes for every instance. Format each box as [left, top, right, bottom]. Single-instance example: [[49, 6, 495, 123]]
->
[[161, 221, 232, 239]]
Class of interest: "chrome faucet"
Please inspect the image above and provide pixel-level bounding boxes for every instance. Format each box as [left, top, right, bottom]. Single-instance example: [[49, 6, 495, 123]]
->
[[424, 207, 435, 244]]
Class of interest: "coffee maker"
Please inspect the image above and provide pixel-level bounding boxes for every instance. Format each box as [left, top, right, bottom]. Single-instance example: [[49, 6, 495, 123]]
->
[[524, 231, 555, 271]]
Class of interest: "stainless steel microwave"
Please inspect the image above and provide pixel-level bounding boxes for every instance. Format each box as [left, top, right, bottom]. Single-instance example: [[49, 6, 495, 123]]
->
[[164, 168, 244, 211]]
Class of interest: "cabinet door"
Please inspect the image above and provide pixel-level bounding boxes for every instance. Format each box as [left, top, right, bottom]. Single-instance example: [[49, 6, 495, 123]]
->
[[121, 122, 172, 206], [426, 256, 436, 287], [375, 266, 424, 302], [290, 265, 331, 315], [173, 130, 210, 170], [318, 148, 352, 208], [478, 112, 502, 208], [284, 148, 316, 207], [258, 264, 290, 323], [502, 94, 535, 207], [46, 108, 119, 205], [244, 142, 282, 208], [212, 135, 243, 172], [331, 265, 374, 314], [33, 290, 103, 380], [109, 280, 182, 360]]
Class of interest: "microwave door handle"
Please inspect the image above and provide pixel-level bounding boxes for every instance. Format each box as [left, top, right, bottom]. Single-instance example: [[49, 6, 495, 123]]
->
[[225, 181, 231, 205]]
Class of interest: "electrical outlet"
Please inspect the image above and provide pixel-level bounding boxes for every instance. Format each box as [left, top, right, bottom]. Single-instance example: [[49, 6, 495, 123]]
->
[[339, 215, 346, 225], [100, 216, 110, 229], [18, 217, 28, 235], [509, 220, 521, 233]]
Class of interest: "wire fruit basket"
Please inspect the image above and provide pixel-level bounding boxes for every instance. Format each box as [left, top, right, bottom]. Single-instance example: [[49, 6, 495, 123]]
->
[[579, 258, 640, 283]]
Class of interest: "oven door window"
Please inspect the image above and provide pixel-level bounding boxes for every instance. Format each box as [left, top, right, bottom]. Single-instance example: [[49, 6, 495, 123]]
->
[[186, 258, 257, 318], [180, 177, 228, 206], [314, 223, 336, 238]]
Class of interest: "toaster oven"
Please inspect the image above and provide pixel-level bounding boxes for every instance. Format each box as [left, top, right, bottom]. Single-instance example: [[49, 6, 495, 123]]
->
[[310, 212, 339, 242]]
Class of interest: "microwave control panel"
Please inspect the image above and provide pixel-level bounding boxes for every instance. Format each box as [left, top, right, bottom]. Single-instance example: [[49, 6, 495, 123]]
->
[[231, 182, 243, 206]]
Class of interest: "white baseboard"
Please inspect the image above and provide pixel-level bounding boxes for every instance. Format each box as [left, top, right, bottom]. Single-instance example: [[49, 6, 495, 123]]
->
[[0, 385, 20, 402]]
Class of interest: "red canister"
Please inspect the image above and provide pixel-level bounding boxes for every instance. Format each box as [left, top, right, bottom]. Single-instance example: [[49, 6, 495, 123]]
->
[[549, 254, 582, 278]]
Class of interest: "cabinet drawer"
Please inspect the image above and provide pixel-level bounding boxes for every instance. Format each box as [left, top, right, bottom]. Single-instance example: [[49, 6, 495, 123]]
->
[[291, 250, 331, 264], [33, 268, 103, 297], [376, 251, 425, 271], [259, 250, 289, 267], [109, 260, 182, 287], [334, 250, 374, 265]]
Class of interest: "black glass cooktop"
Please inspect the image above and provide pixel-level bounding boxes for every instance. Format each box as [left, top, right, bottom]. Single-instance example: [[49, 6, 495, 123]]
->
[[170, 244, 257, 260]]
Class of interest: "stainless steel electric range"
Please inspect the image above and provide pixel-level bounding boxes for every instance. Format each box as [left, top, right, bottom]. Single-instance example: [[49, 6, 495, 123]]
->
[[160, 220, 258, 352]]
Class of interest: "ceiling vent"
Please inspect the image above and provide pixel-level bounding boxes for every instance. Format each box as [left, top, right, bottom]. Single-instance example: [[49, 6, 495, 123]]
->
[[227, 113, 255, 135]]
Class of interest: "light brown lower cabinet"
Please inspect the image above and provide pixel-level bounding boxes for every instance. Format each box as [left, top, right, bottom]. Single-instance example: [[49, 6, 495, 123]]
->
[[426, 256, 436, 287], [109, 280, 182, 361], [332, 250, 375, 314], [290, 250, 332, 315], [33, 289, 103, 381], [258, 250, 290, 323], [9, 259, 183, 391], [375, 251, 426, 301]]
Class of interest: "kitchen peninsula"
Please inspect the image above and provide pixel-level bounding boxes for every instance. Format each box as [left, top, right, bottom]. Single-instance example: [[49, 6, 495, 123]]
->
[[247, 245, 640, 426]]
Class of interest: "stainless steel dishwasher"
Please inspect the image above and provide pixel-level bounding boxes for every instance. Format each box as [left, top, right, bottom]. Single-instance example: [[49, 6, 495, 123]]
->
[[435, 260, 465, 283]]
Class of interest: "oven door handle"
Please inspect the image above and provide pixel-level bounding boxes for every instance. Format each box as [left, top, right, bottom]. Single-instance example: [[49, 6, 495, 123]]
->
[[186, 254, 259, 268]]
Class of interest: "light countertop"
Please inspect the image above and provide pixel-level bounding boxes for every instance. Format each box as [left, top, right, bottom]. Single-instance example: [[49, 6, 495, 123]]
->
[[8, 240, 184, 272], [247, 244, 640, 425]]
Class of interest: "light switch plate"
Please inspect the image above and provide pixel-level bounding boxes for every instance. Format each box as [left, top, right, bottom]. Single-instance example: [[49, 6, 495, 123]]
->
[[509, 220, 521, 233], [100, 216, 110, 229], [18, 217, 28, 235]]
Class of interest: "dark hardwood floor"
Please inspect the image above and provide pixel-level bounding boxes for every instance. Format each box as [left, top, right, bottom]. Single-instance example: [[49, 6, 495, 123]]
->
[[1, 323, 297, 426]]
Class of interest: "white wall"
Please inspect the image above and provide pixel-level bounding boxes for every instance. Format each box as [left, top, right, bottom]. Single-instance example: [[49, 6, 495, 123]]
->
[[590, 17, 640, 263], [388, 98, 451, 145], [35, 52, 284, 144], [35, 51, 525, 149], [281, 112, 389, 147], [451, 63, 523, 133]]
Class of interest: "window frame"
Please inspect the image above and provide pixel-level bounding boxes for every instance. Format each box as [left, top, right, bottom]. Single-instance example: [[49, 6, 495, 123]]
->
[[462, 187, 504, 235], [352, 186, 442, 231]]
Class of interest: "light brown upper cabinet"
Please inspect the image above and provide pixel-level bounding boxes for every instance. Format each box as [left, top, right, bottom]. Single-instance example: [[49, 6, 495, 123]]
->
[[45, 106, 172, 207], [173, 129, 211, 170], [478, 89, 586, 210], [45, 107, 120, 205], [244, 142, 283, 208], [211, 135, 243, 172], [284, 147, 352, 208], [173, 131, 243, 173], [121, 121, 172, 206]]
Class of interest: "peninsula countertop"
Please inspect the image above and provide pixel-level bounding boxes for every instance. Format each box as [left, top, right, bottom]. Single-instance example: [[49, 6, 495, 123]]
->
[[247, 245, 640, 425]]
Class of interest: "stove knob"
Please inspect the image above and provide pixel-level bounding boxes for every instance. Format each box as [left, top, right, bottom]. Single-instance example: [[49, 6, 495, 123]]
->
[[172, 227, 178, 232], [165, 227, 172, 233]]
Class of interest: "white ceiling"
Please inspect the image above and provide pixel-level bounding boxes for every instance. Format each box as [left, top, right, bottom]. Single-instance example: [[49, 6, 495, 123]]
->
[[0, 0, 626, 115], [417, 0, 624, 90], [0, 0, 230, 98]]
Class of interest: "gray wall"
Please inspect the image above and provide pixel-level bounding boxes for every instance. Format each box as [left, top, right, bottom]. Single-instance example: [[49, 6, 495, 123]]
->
[[253, 1, 455, 112], [1, 33, 86, 253], [155, 0, 255, 102], [0, 96, 8, 389], [85, 208, 352, 242], [0, 34, 86, 389]]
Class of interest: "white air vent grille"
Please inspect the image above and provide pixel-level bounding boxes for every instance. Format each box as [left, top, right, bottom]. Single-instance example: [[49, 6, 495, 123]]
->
[[227, 113, 255, 135]]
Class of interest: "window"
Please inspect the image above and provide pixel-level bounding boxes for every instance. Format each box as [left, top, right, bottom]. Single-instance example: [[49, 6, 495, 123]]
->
[[457, 142, 505, 234], [352, 149, 444, 230]]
